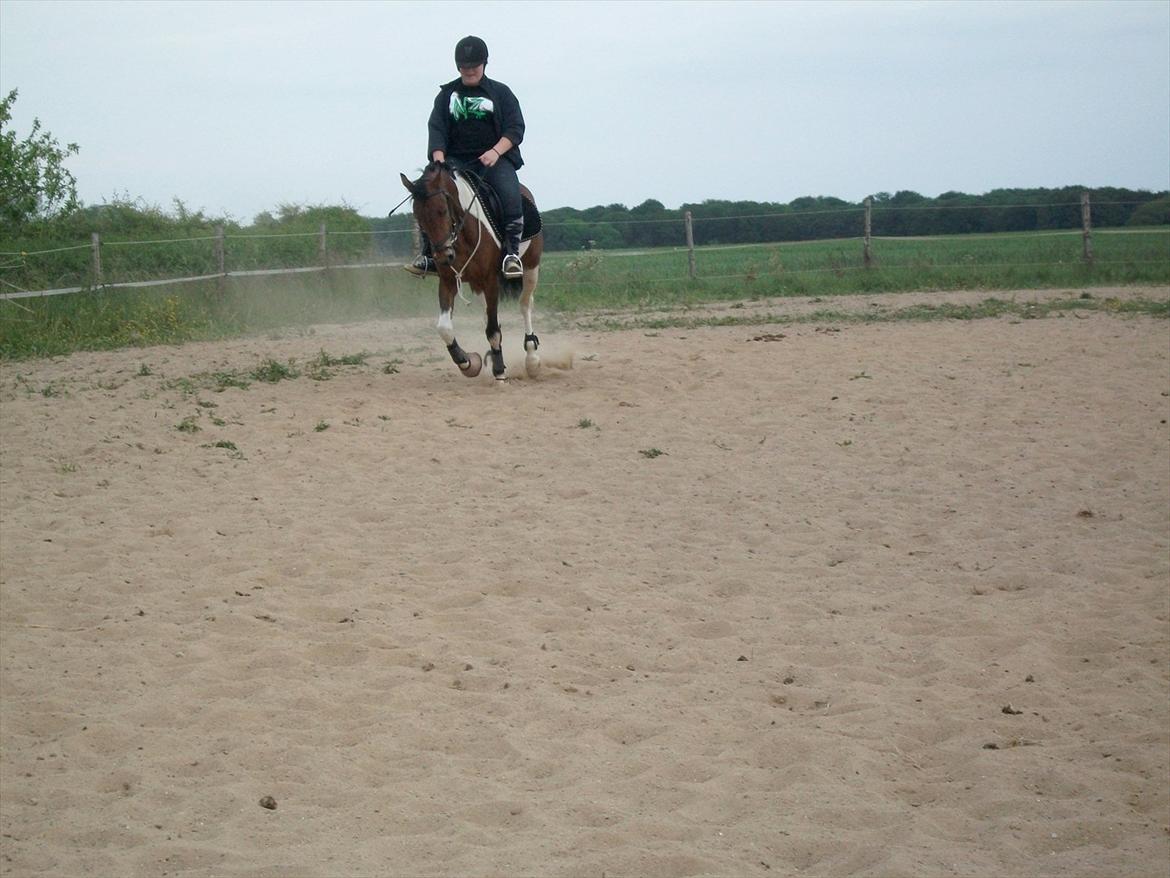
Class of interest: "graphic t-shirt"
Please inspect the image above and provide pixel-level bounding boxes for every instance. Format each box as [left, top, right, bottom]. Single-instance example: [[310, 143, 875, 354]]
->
[[445, 86, 496, 159]]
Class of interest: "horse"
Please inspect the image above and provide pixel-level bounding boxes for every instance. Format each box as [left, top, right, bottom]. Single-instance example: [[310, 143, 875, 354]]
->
[[400, 161, 544, 380]]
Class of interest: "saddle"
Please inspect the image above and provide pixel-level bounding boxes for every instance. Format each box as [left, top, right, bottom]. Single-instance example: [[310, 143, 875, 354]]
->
[[456, 168, 542, 245]]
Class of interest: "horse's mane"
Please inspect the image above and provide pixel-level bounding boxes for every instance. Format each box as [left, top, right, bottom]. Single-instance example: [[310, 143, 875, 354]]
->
[[425, 160, 484, 188], [408, 161, 454, 198]]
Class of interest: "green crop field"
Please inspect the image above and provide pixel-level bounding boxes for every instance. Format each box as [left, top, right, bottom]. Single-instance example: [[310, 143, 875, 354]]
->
[[1, 229, 1167, 361]]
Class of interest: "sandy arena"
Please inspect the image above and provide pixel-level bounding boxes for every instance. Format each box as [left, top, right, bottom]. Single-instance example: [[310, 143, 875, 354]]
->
[[1, 287, 1168, 877]]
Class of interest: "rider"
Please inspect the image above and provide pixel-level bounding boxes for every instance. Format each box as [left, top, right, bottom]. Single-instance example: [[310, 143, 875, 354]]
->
[[406, 35, 527, 280]]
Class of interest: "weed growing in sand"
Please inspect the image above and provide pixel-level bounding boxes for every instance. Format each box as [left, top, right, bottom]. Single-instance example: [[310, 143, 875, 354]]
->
[[317, 349, 369, 367], [308, 349, 369, 381], [382, 359, 402, 374], [203, 439, 244, 459], [314, 420, 329, 432], [578, 418, 595, 429], [176, 415, 201, 433], [212, 371, 251, 391], [167, 370, 251, 395], [137, 363, 153, 377], [640, 448, 666, 458], [56, 460, 78, 474], [39, 384, 61, 397], [251, 359, 299, 383]]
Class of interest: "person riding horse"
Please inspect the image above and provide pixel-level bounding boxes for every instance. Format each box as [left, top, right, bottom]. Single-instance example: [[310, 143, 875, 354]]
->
[[406, 35, 527, 281]]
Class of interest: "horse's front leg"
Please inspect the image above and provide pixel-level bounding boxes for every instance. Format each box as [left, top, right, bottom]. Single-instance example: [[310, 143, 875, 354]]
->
[[484, 287, 506, 380], [437, 277, 482, 378]]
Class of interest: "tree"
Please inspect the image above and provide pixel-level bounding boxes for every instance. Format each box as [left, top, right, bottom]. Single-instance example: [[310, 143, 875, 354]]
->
[[0, 89, 80, 232], [1126, 197, 1170, 226]]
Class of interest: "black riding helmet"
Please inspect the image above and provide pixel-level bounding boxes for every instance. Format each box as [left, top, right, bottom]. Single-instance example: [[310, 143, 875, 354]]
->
[[455, 35, 488, 67]]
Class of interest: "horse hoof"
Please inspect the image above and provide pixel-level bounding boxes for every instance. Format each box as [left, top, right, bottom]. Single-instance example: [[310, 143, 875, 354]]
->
[[525, 353, 541, 378], [460, 352, 482, 377]]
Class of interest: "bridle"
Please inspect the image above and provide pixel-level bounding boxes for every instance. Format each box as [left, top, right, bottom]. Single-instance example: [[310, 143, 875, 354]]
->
[[426, 187, 468, 255], [414, 168, 485, 287]]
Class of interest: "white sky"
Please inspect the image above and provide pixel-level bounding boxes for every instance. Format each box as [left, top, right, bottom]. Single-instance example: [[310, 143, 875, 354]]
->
[[2, 0, 1168, 223]]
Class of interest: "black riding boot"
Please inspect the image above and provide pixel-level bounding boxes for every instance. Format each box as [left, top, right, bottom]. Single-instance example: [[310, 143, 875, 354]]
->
[[404, 232, 437, 277], [502, 218, 524, 279]]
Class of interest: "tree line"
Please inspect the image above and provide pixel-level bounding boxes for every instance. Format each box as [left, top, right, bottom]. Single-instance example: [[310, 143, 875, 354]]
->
[[522, 188, 1169, 252]]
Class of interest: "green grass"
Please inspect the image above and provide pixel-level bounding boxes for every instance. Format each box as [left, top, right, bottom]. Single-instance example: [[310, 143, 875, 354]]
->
[[536, 229, 1170, 312], [0, 268, 435, 360], [1, 230, 1166, 360]]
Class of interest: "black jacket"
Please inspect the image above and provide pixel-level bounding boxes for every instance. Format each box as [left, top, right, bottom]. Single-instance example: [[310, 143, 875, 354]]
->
[[427, 75, 525, 170]]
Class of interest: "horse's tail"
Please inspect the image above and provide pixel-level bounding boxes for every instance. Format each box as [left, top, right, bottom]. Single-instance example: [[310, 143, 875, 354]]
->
[[501, 276, 523, 299]]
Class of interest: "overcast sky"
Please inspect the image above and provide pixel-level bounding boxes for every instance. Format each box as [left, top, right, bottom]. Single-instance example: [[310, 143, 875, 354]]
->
[[2, 0, 1168, 223]]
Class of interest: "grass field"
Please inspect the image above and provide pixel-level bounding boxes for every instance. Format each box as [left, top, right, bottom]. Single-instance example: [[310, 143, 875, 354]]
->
[[1, 229, 1167, 360]]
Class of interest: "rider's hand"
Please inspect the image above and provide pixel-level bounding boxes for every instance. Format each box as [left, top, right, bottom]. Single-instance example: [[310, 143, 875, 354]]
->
[[479, 147, 500, 167]]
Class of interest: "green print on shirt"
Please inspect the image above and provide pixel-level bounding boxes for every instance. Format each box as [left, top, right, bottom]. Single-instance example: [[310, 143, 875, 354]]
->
[[449, 92, 494, 121]]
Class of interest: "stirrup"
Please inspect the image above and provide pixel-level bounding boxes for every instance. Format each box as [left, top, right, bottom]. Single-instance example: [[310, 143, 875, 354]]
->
[[403, 255, 437, 278], [502, 254, 523, 279]]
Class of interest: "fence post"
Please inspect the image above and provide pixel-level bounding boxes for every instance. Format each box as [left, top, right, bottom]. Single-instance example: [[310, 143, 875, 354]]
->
[[685, 210, 696, 279], [1081, 192, 1093, 265], [412, 222, 421, 260], [91, 232, 102, 287], [214, 225, 226, 297], [863, 197, 873, 269], [319, 223, 329, 270]]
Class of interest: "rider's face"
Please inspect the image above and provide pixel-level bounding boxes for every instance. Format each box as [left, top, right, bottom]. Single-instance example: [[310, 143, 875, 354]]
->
[[458, 63, 484, 87]]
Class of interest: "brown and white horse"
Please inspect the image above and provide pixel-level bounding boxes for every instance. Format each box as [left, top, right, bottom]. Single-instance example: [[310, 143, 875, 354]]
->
[[400, 161, 544, 380]]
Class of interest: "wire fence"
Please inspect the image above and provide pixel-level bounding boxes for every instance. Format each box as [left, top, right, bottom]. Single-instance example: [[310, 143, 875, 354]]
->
[[1, 196, 1167, 301]]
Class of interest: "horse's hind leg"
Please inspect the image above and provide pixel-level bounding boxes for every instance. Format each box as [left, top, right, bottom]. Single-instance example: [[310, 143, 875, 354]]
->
[[520, 266, 541, 377]]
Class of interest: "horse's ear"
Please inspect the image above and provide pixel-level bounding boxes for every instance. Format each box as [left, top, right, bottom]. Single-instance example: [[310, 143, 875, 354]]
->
[[400, 173, 415, 195]]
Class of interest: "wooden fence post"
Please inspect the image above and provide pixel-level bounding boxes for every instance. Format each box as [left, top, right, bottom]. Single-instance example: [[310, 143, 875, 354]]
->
[[685, 211, 696, 279], [214, 225, 226, 296], [1081, 192, 1093, 265], [91, 232, 102, 287], [319, 223, 329, 270], [863, 197, 873, 269]]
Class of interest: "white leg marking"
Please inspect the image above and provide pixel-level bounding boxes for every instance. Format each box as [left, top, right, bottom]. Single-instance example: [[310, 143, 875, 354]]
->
[[521, 266, 541, 376], [437, 309, 455, 346], [520, 266, 539, 336]]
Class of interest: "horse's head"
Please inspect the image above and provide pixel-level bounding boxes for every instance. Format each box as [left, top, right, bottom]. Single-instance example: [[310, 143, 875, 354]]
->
[[400, 162, 463, 267]]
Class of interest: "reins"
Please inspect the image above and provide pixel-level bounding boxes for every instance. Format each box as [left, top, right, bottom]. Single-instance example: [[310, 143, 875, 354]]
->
[[386, 191, 413, 218]]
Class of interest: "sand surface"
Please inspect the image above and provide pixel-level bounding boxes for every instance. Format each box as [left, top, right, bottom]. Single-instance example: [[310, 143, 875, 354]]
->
[[2, 286, 1168, 877]]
